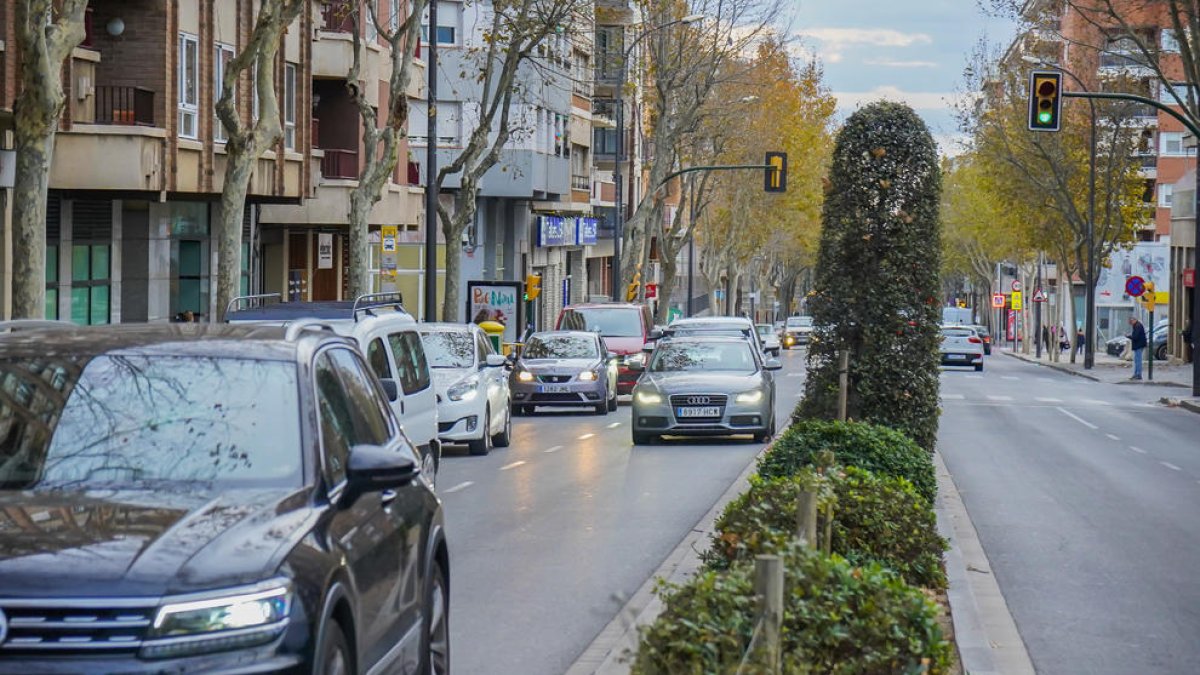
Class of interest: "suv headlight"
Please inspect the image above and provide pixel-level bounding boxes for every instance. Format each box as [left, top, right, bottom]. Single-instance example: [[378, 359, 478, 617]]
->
[[141, 583, 291, 659], [448, 377, 479, 401], [579, 370, 597, 381], [517, 370, 535, 382], [735, 390, 764, 404], [635, 390, 662, 405]]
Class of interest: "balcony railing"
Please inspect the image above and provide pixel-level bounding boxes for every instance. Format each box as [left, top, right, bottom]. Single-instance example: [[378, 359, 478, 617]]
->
[[593, 99, 617, 118], [1136, 153, 1157, 168], [321, 149, 359, 180], [321, 2, 356, 33], [94, 86, 155, 126], [571, 175, 590, 190]]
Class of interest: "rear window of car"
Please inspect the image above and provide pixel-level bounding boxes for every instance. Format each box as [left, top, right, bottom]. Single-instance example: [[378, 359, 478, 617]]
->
[[787, 317, 814, 327], [942, 329, 973, 338], [559, 308, 643, 337]]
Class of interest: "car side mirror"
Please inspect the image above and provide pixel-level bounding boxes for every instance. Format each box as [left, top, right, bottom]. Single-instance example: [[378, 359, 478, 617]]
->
[[485, 354, 506, 368], [627, 360, 645, 372], [345, 444, 418, 500], [764, 358, 783, 371], [642, 342, 656, 352], [606, 351, 618, 361], [647, 328, 664, 341], [379, 379, 400, 402]]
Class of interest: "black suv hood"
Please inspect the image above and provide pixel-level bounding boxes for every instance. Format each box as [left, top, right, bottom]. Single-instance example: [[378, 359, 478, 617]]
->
[[0, 487, 317, 598]]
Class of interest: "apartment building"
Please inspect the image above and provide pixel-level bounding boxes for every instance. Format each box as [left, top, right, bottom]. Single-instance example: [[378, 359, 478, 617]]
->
[[0, 1, 311, 323]]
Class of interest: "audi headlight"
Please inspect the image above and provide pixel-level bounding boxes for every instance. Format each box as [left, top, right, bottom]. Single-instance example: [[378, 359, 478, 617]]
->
[[141, 583, 291, 659], [517, 370, 535, 382], [579, 370, 597, 381], [735, 390, 764, 404], [635, 390, 662, 405], [448, 377, 479, 401]]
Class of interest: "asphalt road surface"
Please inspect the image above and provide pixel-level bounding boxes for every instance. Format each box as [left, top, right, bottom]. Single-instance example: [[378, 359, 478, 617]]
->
[[939, 351, 1200, 675], [437, 347, 808, 675]]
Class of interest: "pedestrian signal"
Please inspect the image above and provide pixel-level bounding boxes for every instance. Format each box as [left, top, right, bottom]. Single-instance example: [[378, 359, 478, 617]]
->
[[764, 152, 787, 193]]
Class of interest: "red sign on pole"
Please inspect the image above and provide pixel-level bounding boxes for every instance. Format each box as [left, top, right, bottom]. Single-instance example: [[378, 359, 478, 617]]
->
[[1185, 268, 1196, 288], [645, 283, 658, 299]]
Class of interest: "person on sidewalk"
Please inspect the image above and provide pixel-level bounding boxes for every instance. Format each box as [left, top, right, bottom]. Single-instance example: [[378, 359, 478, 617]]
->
[[1127, 316, 1147, 380]]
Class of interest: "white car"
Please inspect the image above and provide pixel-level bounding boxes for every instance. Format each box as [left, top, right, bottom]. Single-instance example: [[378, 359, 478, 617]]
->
[[226, 293, 442, 482], [940, 325, 985, 371], [782, 316, 814, 348], [419, 323, 512, 456], [756, 323, 781, 357]]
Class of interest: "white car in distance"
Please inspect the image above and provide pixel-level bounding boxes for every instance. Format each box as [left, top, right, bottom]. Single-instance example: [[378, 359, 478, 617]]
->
[[939, 325, 985, 371], [419, 323, 513, 456]]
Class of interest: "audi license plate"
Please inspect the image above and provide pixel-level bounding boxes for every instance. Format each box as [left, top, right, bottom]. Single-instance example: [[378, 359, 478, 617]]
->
[[946, 354, 966, 360], [539, 385, 570, 393], [677, 406, 722, 418]]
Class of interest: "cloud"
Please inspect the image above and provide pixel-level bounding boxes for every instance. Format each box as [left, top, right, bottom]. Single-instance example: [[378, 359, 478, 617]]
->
[[798, 27, 933, 49], [832, 85, 958, 111], [862, 58, 939, 68]]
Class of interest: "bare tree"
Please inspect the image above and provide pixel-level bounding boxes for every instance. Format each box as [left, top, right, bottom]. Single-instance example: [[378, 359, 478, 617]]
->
[[10, 0, 88, 318], [213, 0, 307, 321], [344, 0, 428, 297]]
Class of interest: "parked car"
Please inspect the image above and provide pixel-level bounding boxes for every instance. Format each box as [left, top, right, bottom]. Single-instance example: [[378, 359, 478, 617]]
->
[[629, 335, 781, 445], [419, 323, 512, 456], [227, 292, 442, 483], [0, 321, 449, 674], [1105, 319, 1170, 360], [756, 323, 782, 357], [940, 324, 985, 371], [969, 324, 993, 355], [509, 330, 618, 414], [782, 316, 814, 348], [557, 303, 657, 395]]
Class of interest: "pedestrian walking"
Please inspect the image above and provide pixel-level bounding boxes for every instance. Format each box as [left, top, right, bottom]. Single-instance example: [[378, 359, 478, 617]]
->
[[1075, 327, 1086, 356], [1127, 316, 1147, 380]]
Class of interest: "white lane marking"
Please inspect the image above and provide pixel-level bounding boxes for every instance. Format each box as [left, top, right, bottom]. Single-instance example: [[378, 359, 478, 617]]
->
[[1105, 433, 1121, 441], [1084, 399, 1112, 406], [607, 422, 622, 429], [543, 445, 564, 453], [1001, 376, 1019, 381], [443, 481, 474, 493], [1130, 446, 1148, 454], [578, 433, 595, 440], [1161, 461, 1182, 472], [499, 461, 527, 471], [941, 394, 965, 400], [1035, 397, 1063, 403], [786, 372, 805, 377], [987, 395, 1013, 402], [966, 375, 984, 379], [1056, 407, 1098, 430]]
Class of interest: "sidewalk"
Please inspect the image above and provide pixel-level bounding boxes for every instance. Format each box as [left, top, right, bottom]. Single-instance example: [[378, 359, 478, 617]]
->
[[1003, 348, 1192, 387]]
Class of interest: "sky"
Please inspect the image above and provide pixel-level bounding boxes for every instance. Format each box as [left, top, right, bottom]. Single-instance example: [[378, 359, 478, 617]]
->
[[790, 0, 1018, 156]]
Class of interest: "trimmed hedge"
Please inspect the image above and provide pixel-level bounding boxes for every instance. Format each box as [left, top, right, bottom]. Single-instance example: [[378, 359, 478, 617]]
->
[[758, 419, 936, 504], [708, 468, 946, 589], [632, 544, 953, 674]]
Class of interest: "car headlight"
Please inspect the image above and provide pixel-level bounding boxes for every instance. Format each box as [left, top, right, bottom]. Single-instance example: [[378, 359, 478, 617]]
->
[[141, 583, 291, 659], [634, 390, 662, 404], [624, 353, 645, 367], [517, 370, 535, 382], [579, 370, 597, 381], [735, 390, 764, 404], [447, 377, 480, 401]]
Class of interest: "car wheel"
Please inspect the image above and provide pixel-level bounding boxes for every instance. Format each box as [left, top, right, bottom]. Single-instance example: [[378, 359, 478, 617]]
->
[[422, 451, 437, 488], [520, 405, 534, 416], [316, 619, 352, 675], [468, 407, 491, 456], [974, 363, 984, 372], [1155, 344, 1168, 361], [607, 390, 618, 412], [492, 407, 512, 448], [420, 559, 450, 675]]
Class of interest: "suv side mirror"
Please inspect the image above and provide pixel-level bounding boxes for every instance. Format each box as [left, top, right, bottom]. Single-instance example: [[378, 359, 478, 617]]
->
[[647, 328, 664, 341], [379, 378, 400, 402], [764, 358, 783, 371], [485, 354, 506, 368], [346, 444, 418, 498]]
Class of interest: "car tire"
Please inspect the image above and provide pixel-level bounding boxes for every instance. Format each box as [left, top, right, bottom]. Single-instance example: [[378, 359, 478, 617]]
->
[[1155, 344, 1168, 361], [607, 390, 618, 412], [468, 408, 491, 456], [316, 619, 352, 675], [632, 430, 656, 445], [520, 405, 534, 416], [492, 407, 512, 448], [419, 559, 450, 675], [974, 363, 984, 372]]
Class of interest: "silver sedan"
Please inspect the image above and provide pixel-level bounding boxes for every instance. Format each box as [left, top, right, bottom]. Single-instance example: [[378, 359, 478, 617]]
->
[[509, 331, 618, 415], [629, 336, 781, 445]]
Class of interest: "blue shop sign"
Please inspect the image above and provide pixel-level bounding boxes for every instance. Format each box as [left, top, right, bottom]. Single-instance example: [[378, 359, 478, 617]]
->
[[538, 216, 567, 247], [575, 217, 598, 245]]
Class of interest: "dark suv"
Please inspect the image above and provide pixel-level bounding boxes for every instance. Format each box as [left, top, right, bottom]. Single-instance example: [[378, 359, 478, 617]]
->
[[0, 322, 449, 674]]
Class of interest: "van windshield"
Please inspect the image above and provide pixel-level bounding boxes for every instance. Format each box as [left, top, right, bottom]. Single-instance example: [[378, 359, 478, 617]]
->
[[560, 308, 643, 337]]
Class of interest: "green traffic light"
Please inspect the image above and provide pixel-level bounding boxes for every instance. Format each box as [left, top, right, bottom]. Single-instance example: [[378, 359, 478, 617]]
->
[[1038, 111, 1052, 124]]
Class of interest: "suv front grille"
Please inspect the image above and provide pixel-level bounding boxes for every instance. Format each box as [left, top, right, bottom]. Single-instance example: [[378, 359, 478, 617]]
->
[[0, 599, 157, 654], [537, 375, 572, 383]]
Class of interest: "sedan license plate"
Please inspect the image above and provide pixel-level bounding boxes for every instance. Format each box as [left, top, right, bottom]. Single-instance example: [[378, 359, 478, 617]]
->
[[539, 384, 570, 393], [946, 354, 966, 360], [677, 406, 722, 418]]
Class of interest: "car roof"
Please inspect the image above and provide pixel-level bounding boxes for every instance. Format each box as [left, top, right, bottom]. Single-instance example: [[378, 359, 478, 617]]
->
[[420, 322, 481, 333], [0, 323, 318, 361], [529, 330, 598, 339], [226, 300, 413, 323], [658, 334, 752, 344], [672, 316, 751, 325]]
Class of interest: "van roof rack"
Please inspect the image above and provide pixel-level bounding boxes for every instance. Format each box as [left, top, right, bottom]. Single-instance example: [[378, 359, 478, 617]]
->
[[0, 319, 77, 333], [226, 293, 283, 317], [284, 319, 339, 342], [351, 292, 407, 321]]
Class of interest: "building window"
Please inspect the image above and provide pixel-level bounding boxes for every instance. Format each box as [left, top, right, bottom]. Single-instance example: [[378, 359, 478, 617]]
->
[[174, 239, 209, 317], [242, 241, 251, 296], [1158, 183, 1173, 208], [1161, 28, 1181, 53], [178, 33, 199, 138], [70, 243, 111, 325], [593, 127, 618, 155], [283, 63, 297, 149], [1158, 131, 1196, 155], [389, 0, 400, 32], [421, 1, 459, 45], [45, 246, 58, 320], [1160, 81, 1196, 108], [408, 101, 461, 146], [214, 43, 235, 143]]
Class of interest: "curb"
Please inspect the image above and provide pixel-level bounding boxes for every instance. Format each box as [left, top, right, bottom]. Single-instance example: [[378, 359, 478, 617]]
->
[[564, 440, 772, 675], [934, 451, 1036, 675], [1160, 396, 1200, 415], [1003, 350, 1191, 387]]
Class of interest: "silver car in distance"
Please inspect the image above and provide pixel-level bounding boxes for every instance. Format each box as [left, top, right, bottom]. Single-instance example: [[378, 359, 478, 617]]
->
[[629, 335, 781, 445], [509, 331, 619, 415]]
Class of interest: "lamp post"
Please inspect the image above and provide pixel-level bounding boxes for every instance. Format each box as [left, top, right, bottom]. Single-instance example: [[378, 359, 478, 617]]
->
[[1023, 56, 1097, 368], [423, 0, 439, 321], [610, 13, 704, 302]]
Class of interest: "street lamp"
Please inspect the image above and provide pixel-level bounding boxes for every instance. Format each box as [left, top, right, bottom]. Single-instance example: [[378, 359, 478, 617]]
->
[[611, 13, 705, 302], [1022, 55, 1098, 368]]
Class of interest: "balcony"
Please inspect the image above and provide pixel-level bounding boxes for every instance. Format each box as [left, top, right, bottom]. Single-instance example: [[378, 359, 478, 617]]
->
[[321, 148, 359, 180], [321, 2, 355, 33], [407, 160, 421, 185], [571, 174, 590, 190], [94, 86, 155, 126]]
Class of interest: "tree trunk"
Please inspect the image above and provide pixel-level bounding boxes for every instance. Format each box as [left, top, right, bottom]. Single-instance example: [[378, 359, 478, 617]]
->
[[656, 253, 678, 324], [441, 186, 477, 321], [215, 151, 256, 321], [347, 188, 376, 298]]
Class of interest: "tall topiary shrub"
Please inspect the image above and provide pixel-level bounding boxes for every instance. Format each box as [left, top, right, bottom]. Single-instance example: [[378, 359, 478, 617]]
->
[[796, 101, 943, 450]]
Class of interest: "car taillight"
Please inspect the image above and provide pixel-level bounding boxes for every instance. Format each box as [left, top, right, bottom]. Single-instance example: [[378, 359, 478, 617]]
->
[[968, 337, 982, 344]]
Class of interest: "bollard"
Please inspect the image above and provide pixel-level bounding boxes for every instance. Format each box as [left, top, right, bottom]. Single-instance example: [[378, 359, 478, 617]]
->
[[796, 490, 818, 549], [837, 351, 849, 421], [754, 555, 784, 674]]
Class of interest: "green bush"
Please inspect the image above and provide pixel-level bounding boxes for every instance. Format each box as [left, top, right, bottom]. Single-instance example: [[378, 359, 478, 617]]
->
[[795, 101, 943, 451], [708, 469, 946, 589], [758, 419, 936, 504], [632, 544, 953, 675]]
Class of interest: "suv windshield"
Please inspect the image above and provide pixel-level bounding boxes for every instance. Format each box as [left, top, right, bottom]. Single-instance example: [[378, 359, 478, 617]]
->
[[421, 330, 475, 368], [560, 308, 642, 337], [650, 341, 757, 374], [524, 335, 598, 359], [0, 356, 302, 490]]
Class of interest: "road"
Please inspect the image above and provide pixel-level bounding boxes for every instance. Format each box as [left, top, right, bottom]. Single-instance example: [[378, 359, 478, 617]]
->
[[939, 351, 1200, 675], [436, 348, 807, 675]]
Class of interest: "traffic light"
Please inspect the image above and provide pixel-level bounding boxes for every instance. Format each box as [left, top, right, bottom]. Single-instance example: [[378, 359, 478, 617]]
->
[[764, 151, 787, 193], [626, 270, 641, 302], [1028, 71, 1062, 132], [1140, 281, 1156, 311], [524, 274, 542, 301]]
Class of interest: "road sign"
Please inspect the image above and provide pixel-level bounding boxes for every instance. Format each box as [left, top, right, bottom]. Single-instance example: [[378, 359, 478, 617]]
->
[[1011, 291, 1023, 310], [1032, 288, 1048, 303], [645, 283, 658, 299], [991, 293, 1005, 309], [381, 225, 398, 253], [1011, 280, 1023, 292], [1125, 275, 1146, 297]]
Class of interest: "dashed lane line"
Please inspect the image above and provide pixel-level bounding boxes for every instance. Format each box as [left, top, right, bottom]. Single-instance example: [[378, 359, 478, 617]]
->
[[543, 445, 563, 453], [1084, 399, 1112, 406], [578, 433, 595, 440], [443, 481, 474, 494], [1035, 397, 1063, 403], [987, 395, 1014, 402], [1001, 376, 1020, 381], [1130, 446, 1148, 454], [1161, 462, 1183, 472], [1056, 407, 1098, 430], [941, 394, 965, 400], [1105, 433, 1121, 441], [607, 422, 622, 429], [499, 461, 527, 471]]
